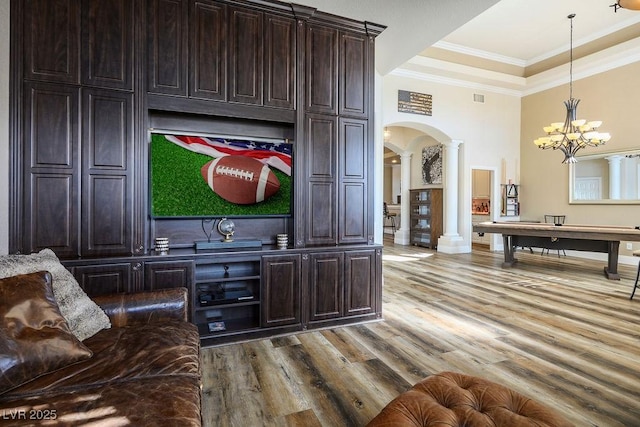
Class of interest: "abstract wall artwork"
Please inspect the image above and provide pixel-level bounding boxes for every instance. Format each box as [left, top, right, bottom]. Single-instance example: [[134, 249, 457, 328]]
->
[[422, 144, 442, 185]]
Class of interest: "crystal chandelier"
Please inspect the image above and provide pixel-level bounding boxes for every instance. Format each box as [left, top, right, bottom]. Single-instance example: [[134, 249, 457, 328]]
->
[[533, 14, 611, 164]]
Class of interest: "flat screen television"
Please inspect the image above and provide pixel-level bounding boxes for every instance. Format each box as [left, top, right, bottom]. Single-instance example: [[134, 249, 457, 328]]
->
[[150, 132, 293, 218]]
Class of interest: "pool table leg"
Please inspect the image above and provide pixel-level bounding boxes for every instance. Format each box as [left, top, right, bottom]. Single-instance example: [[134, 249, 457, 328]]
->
[[604, 241, 620, 280], [502, 235, 517, 268]]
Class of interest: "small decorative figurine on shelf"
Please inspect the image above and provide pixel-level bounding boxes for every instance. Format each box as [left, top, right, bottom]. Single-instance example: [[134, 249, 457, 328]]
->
[[217, 218, 236, 242]]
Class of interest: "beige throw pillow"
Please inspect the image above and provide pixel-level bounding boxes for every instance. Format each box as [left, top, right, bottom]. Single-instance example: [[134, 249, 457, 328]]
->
[[0, 249, 111, 341]]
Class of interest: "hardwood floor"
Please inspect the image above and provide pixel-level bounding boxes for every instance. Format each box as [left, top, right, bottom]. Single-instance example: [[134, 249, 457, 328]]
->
[[200, 241, 640, 426]]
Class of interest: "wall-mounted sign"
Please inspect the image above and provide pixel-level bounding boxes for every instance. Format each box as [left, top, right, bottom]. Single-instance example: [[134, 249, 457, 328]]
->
[[398, 90, 432, 116]]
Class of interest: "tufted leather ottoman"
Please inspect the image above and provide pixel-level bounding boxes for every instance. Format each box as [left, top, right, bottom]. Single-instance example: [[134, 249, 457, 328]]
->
[[367, 371, 573, 427]]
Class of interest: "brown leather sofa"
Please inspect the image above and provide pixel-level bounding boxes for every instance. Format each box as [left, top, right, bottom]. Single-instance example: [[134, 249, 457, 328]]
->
[[0, 286, 202, 426], [367, 371, 573, 427]]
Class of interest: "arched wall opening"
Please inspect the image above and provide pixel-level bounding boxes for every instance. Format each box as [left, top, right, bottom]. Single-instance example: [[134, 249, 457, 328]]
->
[[381, 123, 467, 253]]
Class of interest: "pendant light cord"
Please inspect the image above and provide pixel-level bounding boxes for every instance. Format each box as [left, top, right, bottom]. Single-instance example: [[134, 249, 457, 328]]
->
[[568, 13, 575, 100]]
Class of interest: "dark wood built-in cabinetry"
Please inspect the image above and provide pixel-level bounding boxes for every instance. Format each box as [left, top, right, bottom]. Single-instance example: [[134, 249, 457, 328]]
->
[[63, 246, 381, 346], [9, 0, 384, 345]]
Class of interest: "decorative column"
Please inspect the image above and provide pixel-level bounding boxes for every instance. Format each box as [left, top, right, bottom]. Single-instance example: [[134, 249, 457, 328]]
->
[[437, 139, 466, 253], [394, 151, 412, 245], [606, 155, 622, 200]]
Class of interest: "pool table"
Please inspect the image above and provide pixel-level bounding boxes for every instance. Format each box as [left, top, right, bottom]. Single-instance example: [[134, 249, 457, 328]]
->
[[472, 221, 640, 280]]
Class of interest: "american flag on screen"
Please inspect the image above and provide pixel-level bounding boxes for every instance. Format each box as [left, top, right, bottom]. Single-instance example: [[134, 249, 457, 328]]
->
[[164, 134, 292, 176]]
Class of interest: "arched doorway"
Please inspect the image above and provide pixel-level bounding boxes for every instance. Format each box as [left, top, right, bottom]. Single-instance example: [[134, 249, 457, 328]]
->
[[381, 124, 466, 252]]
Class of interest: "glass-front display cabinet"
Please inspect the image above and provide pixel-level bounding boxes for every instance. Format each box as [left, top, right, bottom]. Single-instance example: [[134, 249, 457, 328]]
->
[[409, 189, 443, 249]]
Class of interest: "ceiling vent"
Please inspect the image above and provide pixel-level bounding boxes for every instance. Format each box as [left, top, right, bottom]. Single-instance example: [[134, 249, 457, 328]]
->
[[473, 93, 485, 103]]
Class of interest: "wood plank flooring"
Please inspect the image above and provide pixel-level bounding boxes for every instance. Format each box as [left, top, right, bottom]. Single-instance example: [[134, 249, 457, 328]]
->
[[200, 241, 640, 426]]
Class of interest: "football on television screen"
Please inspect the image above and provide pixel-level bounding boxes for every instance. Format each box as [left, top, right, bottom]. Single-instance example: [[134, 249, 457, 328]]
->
[[150, 133, 292, 218]]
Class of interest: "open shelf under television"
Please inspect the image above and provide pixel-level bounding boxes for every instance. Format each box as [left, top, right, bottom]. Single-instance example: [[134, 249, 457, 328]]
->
[[192, 254, 262, 339]]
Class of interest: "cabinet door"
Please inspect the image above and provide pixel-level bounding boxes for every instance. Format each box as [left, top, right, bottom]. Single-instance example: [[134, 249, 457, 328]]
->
[[23, 0, 80, 84], [145, 260, 193, 291], [305, 24, 337, 114], [308, 252, 343, 322], [344, 250, 376, 316], [23, 83, 80, 258], [339, 31, 369, 117], [430, 189, 443, 248], [148, 0, 188, 95], [81, 89, 133, 257], [72, 262, 134, 296], [228, 6, 263, 105], [305, 114, 337, 245], [338, 118, 368, 244], [190, 0, 226, 100], [262, 254, 301, 327], [81, 0, 134, 90], [264, 14, 295, 109]]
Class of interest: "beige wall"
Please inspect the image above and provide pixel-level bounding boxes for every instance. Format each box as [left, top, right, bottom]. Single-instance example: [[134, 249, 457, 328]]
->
[[381, 74, 521, 247], [383, 165, 393, 204], [0, 0, 9, 255], [521, 61, 640, 255]]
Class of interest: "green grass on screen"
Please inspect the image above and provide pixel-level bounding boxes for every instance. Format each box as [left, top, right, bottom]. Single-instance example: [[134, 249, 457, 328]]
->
[[150, 134, 292, 217]]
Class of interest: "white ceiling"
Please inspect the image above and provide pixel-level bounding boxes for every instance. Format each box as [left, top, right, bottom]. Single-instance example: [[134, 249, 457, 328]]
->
[[293, 0, 640, 93], [440, 0, 640, 65]]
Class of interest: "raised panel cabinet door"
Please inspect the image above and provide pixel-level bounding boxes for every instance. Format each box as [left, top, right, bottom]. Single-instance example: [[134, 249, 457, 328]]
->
[[23, 83, 80, 258], [144, 260, 193, 291], [305, 24, 337, 114], [306, 114, 336, 179], [190, 0, 227, 100], [262, 254, 301, 327], [339, 31, 369, 117], [81, 0, 134, 90], [308, 252, 343, 322], [339, 182, 366, 243], [305, 114, 338, 245], [23, 0, 80, 84], [344, 250, 375, 316], [228, 6, 263, 105], [307, 181, 336, 245], [264, 14, 295, 109], [148, 0, 188, 95], [338, 118, 368, 244], [71, 262, 133, 296], [81, 89, 133, 256]]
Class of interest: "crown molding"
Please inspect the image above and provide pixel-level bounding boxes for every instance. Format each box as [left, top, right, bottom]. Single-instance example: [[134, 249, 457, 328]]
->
[[436, 14, 640, 68], [432, 41, 527, 67], [390, 67, 523, 97], [524, 35, 640, 96], [394, 36, 640, 98]]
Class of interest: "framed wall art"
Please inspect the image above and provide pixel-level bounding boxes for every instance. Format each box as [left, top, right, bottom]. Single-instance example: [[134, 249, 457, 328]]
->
[[422, 144, 442, 185]]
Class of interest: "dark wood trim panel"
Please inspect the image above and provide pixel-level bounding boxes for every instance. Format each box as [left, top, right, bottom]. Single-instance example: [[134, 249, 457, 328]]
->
[[147, 94, 296, 123], [132, 0, 148, 256], [9, 0, 24, 254]]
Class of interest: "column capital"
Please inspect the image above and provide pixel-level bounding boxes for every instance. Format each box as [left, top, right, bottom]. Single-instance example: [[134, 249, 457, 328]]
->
[[400, 151, 413, 160], [605, 154, 623, 164], [442, 139, 463, 149]]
